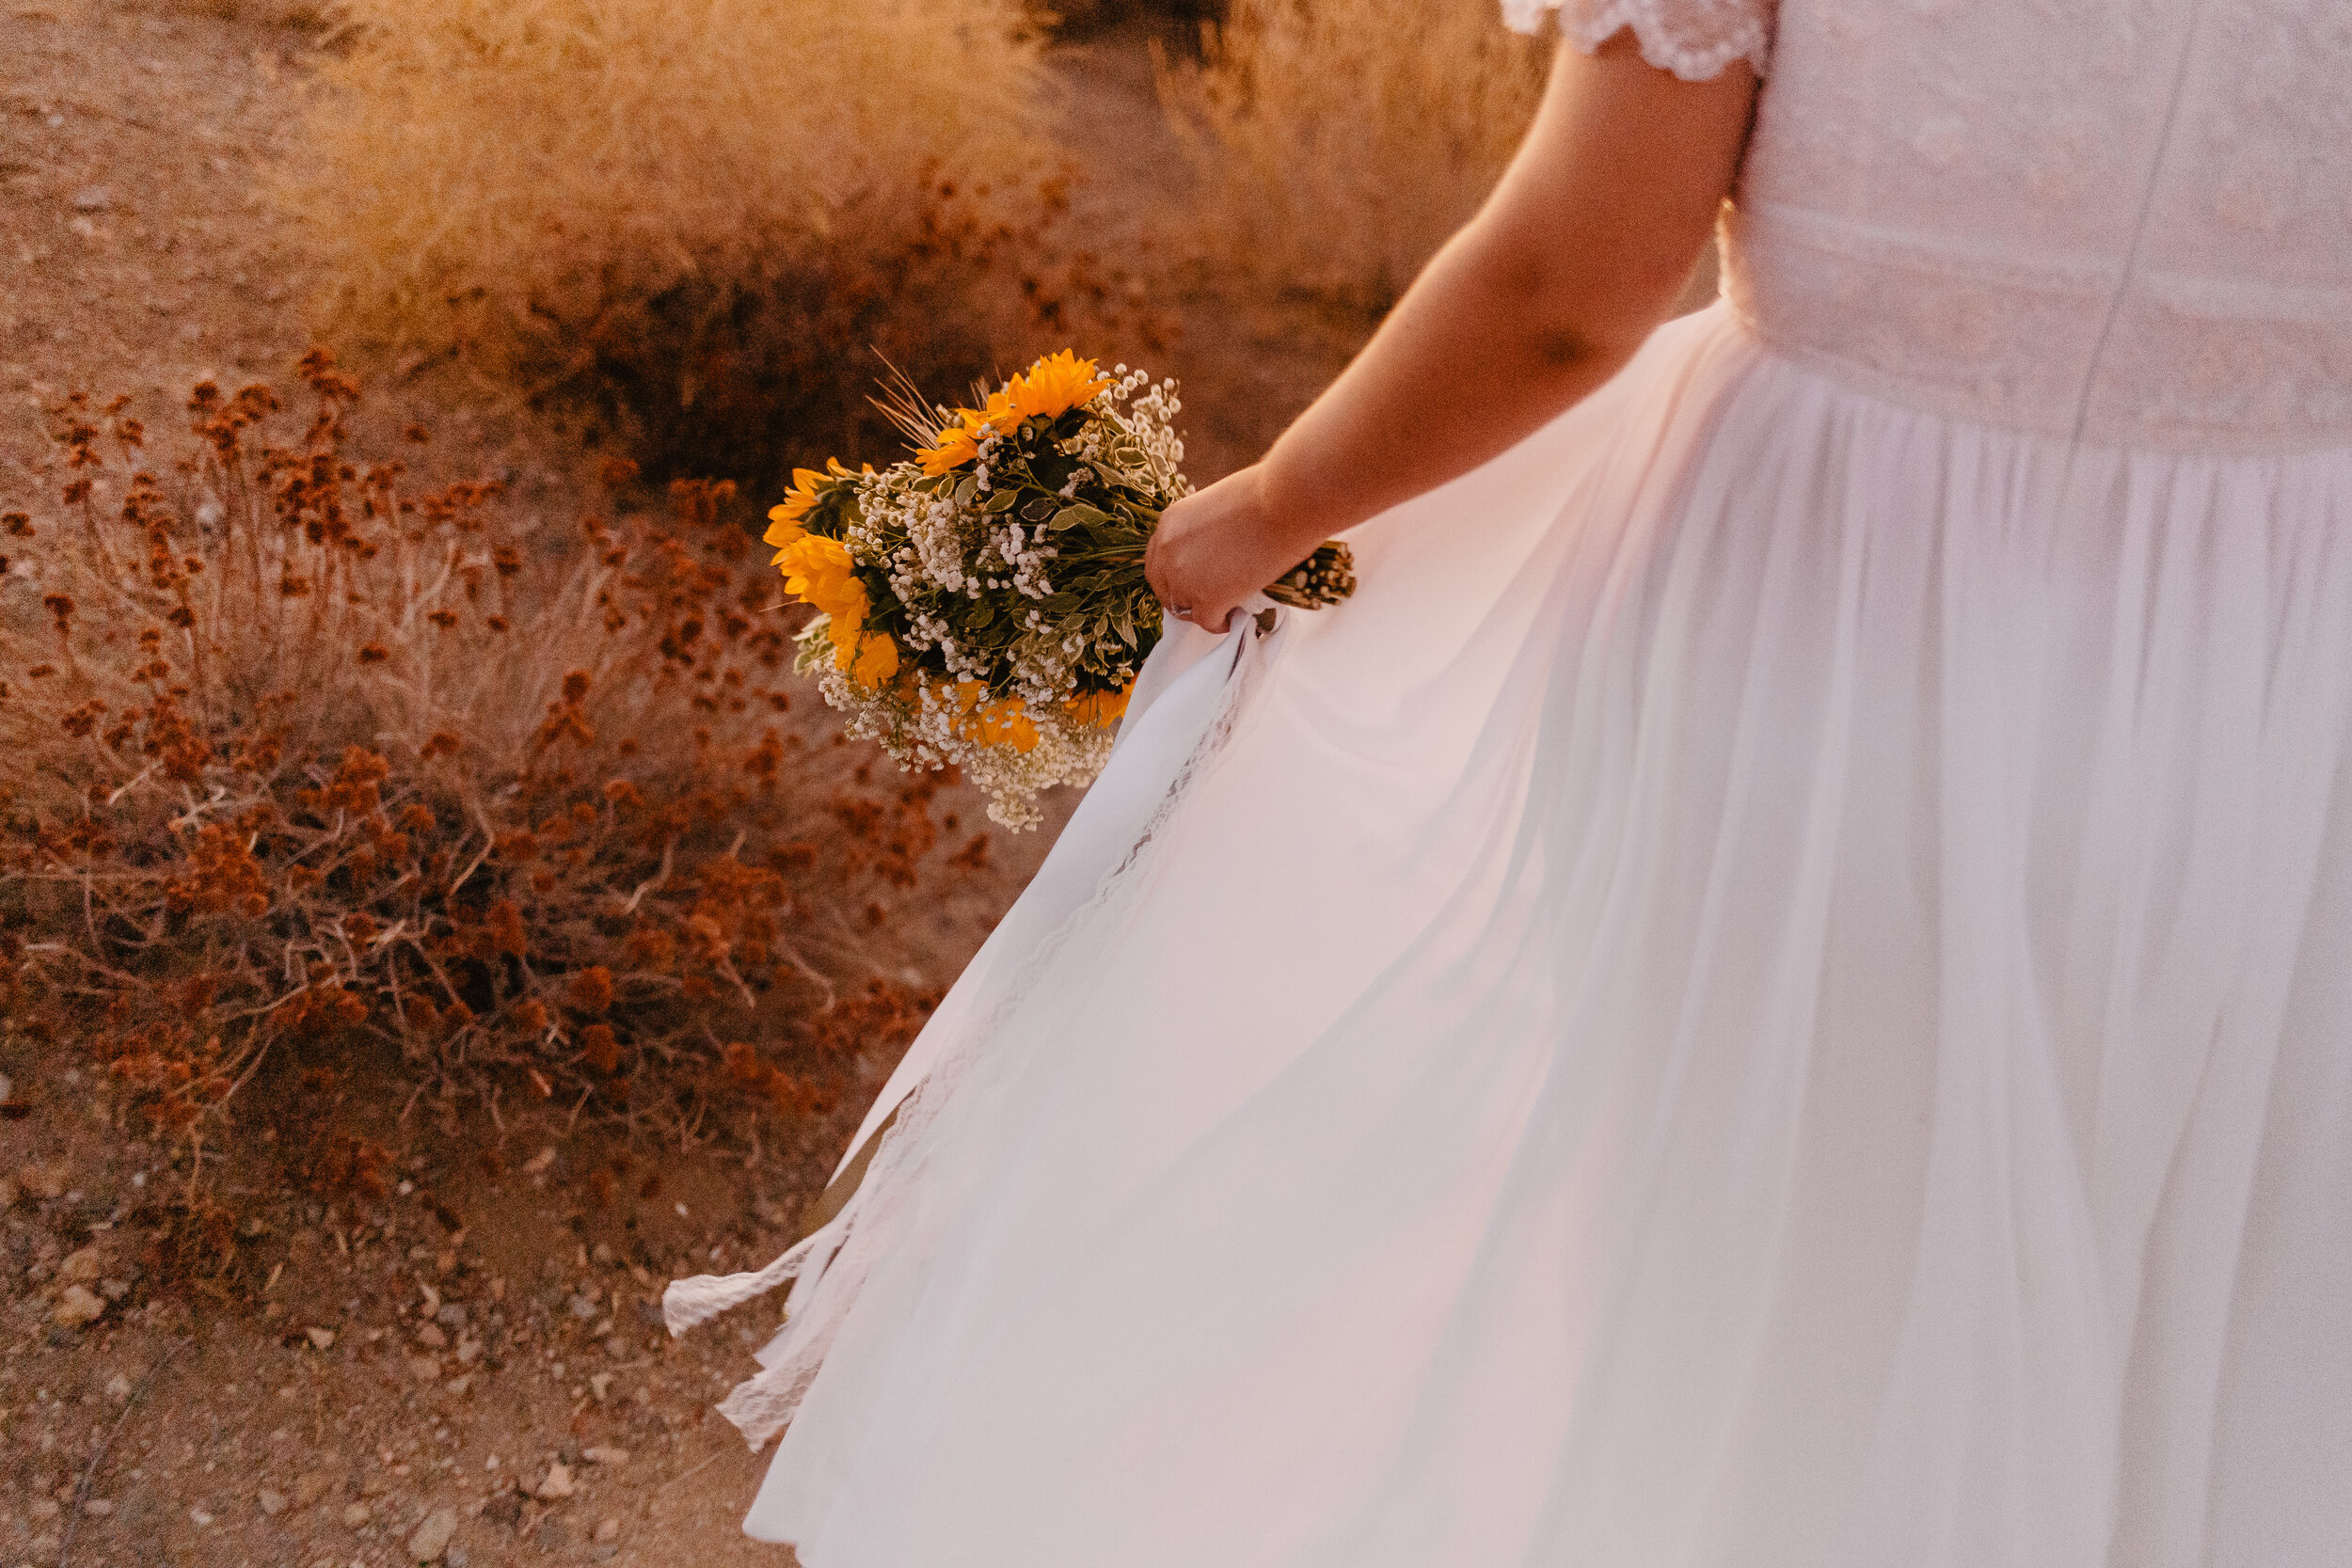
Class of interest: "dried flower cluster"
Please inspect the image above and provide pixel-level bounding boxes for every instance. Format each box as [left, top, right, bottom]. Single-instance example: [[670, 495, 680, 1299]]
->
[[769, 353, 1354, 828], [0, 355, 977, 1225]]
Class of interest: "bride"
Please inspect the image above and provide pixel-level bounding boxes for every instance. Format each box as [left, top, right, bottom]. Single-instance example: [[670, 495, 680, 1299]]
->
[[670, 0, 2352, 1562]]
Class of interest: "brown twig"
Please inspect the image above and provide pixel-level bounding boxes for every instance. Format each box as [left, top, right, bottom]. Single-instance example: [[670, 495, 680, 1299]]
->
[[58, 1338, 187, 1568]]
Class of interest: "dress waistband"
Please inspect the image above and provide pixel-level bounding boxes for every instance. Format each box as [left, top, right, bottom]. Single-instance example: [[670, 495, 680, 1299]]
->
[[1721, 201, 2352, 457]]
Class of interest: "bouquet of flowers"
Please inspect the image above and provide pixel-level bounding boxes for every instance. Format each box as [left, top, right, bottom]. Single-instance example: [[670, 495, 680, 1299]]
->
[[766, 352, 1355, 828]]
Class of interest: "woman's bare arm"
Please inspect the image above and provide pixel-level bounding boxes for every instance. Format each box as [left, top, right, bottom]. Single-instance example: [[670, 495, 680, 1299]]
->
[[1145, 30, 1757, 630]]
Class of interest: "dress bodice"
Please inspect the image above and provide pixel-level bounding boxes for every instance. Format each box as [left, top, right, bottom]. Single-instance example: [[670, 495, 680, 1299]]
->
[[1508, 0, 2352, 454]]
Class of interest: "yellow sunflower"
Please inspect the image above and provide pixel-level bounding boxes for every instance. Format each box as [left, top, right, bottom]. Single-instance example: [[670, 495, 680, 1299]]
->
[[915, 416, 983, 477], [845, 629, 899, 689], [1005, 351, 1112, 421], [949, 681, 1041, 753], [914, 355, 1107, 474], [915, 389, 1020, 476], [766, 459, 869, 556], [776, 534, 864, 626], [1063, 684, 1134, 729], [776, 534, 900, 689], [765, 467, 828, 555]]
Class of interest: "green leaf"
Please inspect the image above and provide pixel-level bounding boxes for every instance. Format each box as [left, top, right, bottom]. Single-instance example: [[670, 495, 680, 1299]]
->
[[1051, 502, 1110, 531]]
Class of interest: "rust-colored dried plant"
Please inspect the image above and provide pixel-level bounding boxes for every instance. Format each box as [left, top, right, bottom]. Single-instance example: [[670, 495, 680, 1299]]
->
[[0, 356, 966, 1228]]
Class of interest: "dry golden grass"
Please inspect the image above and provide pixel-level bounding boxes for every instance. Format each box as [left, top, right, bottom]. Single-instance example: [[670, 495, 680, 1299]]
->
[[1157, 0, 1551, 318], [270, 0, 1092, 482]]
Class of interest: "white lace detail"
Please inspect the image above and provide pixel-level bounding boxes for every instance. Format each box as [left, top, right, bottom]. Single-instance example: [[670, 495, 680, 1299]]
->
[[1501, 0, 1774, 82], [1722, 0, 2352, 453], [663, 614, 1292, 1449]]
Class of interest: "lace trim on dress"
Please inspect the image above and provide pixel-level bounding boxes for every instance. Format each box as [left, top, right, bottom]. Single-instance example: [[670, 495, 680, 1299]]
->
[[1500, 0, 1772, 82], [1720, 201, 2352, 454]]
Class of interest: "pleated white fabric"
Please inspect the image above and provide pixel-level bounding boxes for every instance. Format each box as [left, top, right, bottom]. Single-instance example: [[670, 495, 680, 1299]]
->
[[664, 304, 2352, 1566]]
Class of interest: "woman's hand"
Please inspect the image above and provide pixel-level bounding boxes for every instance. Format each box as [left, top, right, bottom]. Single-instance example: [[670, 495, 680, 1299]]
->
[[1145, 465, 1320, 634]]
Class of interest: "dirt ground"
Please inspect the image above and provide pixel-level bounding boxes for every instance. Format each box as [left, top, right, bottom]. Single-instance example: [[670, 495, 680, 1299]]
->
[[0, 5, 1241, 1566]]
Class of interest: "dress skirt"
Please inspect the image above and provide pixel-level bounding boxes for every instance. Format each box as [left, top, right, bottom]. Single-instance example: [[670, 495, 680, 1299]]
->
[[669, 304, 2352, 1568]]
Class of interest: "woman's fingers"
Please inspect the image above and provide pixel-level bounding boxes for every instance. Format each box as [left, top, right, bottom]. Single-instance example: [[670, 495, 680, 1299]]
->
[[1148, 467, 1282, 634]]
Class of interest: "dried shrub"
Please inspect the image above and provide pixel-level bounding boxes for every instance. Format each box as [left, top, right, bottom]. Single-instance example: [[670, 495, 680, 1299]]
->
[[0, 357, 965, 1207], [1156, 0, 1551, 319], [269, 0, 1165, 488], [1039, 0, 1224, 40]]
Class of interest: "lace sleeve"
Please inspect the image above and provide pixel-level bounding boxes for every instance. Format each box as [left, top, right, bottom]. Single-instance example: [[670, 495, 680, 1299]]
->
[[1501, 0, 1773, 82]]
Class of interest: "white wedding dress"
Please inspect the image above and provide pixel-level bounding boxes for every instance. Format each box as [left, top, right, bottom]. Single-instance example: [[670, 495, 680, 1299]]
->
[[668, 1, 2352, 1562]]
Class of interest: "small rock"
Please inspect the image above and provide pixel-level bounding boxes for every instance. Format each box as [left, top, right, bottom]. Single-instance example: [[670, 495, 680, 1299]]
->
[[294, 1471, 334, 1508], [415, 1323, 448, 1350], [20, 1161, 69, 1199], [566, 1293, 597, 1321], [59, 1245, 105, 1283], [53, 1284, 106, 1327], [306, 1326, 337, 1350], [342, 1500, 373, 1528], [454, 1336, 482, 1367], [259, 1488, 288, 1515], [408, 1506, 460, 1562], [522, 1148, 558, 1174], [0, 1177, 17, 1210], [30, 1498, 60, 1520], [436, 1302, 468, 1328], [99, 1276, 132, 1302], [591, 1243, 618, 1267], [105, 1372, 134, 1401], [594, 1515, 620, 1544], [481, 1489, 524, 1528], [588, 1372, 612, 1403], [191, 1506, 216, 1527], [533, 1460, 574, 1500], [83, 1497, 114, 1516], [581, 1446, 629, 1466], [443, 1372, 473, 1396], [446, 1550, 470, 1568], [68, 214, 98, 239], [406, 1354, 441, 1383], [72, 185, 109, 212]]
